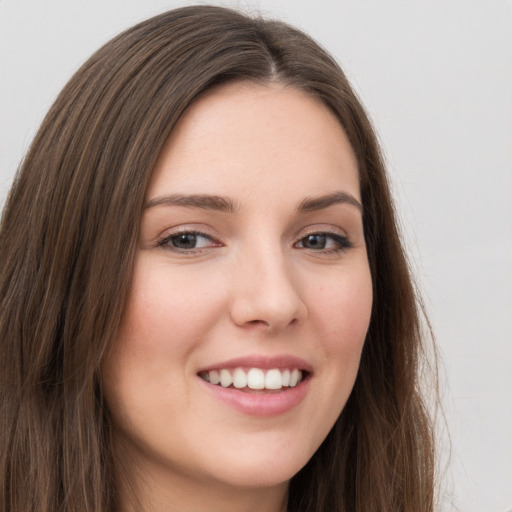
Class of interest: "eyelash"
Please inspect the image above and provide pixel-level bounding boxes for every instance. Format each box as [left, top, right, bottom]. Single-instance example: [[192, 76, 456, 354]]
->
[[294, 232, 353, 253], [157, 230, 352, 255], [157, 230, 220, 254]]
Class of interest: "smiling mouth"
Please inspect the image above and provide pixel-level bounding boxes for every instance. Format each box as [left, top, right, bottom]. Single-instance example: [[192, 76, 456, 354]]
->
[[198, 368, 306, 391]]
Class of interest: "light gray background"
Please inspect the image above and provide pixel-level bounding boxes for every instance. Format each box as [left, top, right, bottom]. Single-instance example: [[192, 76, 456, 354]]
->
[[1, 1, 511, 510]]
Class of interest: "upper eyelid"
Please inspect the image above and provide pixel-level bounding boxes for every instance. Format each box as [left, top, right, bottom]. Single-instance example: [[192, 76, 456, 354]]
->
[[160, 230, 214, 240], [295, 232, 351, 246], [297, 230, 348, 240], [159, 226, 347, 237], [156, 231, 349, 256], [293, 224, 349, 239], [154, 222, 351, 244], [153, 227, 219, 254], [158, 230, 219, 245], [157, 224, 219, 240], [156, 231, 223, 255]]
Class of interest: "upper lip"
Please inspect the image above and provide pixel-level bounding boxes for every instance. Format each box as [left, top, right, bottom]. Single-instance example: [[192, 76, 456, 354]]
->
[[197, 354, 313, 373]]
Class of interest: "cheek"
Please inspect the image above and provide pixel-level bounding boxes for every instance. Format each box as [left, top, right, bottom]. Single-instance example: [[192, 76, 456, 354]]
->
[[120, 260, 226, 360], [311, 264, 373, 357], [293, 263, 372, 453], [102, 262, 225, 412]]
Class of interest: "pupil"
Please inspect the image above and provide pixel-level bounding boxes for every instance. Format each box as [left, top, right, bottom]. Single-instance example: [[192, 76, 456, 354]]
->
[[305, 235, 326, 249], [172, 233, 196, 249]]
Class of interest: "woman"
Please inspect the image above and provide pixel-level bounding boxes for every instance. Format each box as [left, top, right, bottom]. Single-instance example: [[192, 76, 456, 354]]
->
[[0, 5, 437, 512]]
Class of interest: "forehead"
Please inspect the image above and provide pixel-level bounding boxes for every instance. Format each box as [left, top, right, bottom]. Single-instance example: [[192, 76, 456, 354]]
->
[[148, 81, 360, 204]]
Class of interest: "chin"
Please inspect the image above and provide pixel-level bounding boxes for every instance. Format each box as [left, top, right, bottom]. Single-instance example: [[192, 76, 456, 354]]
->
[[208, 461, 302, 490], [196, 438, 314, 490]]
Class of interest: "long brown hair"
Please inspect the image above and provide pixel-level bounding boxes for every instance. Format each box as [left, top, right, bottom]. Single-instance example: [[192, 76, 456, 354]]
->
[[0, 5, 437, 511]]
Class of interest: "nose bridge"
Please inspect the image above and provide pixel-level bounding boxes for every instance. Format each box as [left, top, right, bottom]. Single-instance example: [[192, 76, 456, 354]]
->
[[229, 238, 306, 330]]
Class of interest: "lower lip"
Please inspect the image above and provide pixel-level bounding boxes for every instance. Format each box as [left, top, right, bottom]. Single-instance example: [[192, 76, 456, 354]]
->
[[199, 377, 311, 417]]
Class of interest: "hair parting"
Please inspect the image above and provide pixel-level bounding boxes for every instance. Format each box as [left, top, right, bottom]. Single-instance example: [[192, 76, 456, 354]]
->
[[0, 5, 439, 511]]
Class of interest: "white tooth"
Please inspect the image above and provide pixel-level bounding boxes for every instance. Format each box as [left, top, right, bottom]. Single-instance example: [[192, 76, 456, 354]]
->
[[289, 369, 301, 387], [265, 369, 282, 390], [202, 373, 210, 382], [209, 370, 220, 385], [281, 369, 291, 387], [220, 369, 232, 387], [233, 368, 247, 389], [247, 368, 265, 390]]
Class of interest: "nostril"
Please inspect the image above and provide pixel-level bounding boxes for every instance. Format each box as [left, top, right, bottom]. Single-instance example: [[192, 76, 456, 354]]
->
[[246, 319, 270, 327]]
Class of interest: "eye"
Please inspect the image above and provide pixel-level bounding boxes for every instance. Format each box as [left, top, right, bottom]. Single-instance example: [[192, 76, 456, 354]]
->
[[158, 231, 220, 252], [295, 232, 352, 252]]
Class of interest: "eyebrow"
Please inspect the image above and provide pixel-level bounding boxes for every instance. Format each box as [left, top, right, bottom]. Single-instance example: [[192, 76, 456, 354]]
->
[[297, 191, 362, 213], [145, 194, 237, 212], [145, 190, 362, 214]]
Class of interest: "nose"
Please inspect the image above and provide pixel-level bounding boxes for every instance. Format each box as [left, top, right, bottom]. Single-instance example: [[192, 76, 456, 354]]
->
[[229, 247, 308, 332]]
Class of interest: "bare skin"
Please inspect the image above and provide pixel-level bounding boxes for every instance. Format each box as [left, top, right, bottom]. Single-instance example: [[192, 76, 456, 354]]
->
[[103, 81, 372, 512]]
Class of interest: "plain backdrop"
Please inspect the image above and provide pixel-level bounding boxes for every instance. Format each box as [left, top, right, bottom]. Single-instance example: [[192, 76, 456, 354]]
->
[[1, 1, 511, 511]]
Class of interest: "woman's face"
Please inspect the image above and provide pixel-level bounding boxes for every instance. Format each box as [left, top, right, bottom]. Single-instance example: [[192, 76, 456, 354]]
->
[[102, 82, 372, 498]]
